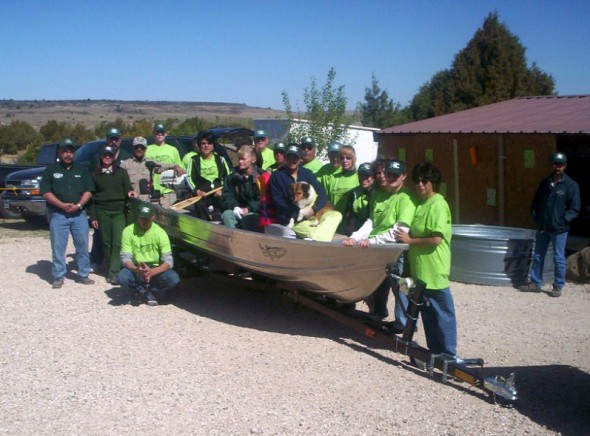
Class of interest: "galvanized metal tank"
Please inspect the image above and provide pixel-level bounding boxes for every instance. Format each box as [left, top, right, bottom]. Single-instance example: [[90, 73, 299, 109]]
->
[[450, 225, 554, 287]]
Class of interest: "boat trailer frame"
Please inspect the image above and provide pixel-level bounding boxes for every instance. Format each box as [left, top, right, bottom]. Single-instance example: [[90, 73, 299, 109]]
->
[[199, 268, 518, 404]]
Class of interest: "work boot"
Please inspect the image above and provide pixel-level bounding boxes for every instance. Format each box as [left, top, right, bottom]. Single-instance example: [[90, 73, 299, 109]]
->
[[145, 291, 159, 306], [77, 277, 95, 285], [549, 285, 562, 298], [52, 279, 64, 289], [519, 282, 542, 293]]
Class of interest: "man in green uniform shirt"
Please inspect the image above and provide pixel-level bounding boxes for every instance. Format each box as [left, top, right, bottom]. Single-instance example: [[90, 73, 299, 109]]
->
[[41, 139, 96, 289]]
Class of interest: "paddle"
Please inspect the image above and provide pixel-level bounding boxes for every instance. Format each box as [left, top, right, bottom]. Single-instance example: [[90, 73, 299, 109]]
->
[[169, 186, 222, 210]]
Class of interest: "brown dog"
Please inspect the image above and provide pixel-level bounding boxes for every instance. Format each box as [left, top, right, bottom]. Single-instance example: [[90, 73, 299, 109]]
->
[[289, 182, 333, 227]]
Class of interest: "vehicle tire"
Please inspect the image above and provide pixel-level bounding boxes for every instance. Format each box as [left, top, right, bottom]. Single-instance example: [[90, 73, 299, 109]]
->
[[0, 200, 22, 219]]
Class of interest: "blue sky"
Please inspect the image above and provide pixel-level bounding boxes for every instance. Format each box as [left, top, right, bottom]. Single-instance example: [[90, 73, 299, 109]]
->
[[2, 0, 589, 110]]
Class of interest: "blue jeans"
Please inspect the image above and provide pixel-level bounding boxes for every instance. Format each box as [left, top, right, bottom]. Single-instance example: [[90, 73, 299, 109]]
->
[[368, 256, 408, 323], [117, 268, 180, 299], [421, 287, 457, 356], [49, 210, 91, 281], [530, 230, 567, 289]]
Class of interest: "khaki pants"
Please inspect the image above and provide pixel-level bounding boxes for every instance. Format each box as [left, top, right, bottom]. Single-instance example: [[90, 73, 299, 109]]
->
[[293, 211, 342, 242]]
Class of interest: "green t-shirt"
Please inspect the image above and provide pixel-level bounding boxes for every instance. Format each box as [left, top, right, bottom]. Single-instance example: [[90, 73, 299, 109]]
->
[[145, 143, 182, 194], [328, 169, 359, 214], [121, 222, 172, 267], [317, 164, 341, 192], [408, 193, 452, 290], [181, 151, 197, 170], [260, 147, 275, 171], [352, 188, 371, 222], [200, 155, 221, 185], [303, 158, 323, 174], [369, 188, 416, 236]]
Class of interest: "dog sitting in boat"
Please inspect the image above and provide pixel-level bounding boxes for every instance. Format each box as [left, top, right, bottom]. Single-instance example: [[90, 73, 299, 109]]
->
[[288, 182, 333, 228]]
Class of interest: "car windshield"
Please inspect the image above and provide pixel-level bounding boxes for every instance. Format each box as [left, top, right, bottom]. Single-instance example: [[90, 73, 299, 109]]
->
[[74, 140, 105, 164]]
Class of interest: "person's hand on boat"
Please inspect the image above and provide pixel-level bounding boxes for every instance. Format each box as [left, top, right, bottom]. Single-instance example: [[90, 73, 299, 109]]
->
[[233, 207, 244, 219], [357, 239, 371, 248], [341, 238, 357, 247], [196, 189, 206, 198], [174, 165, 185, 176]]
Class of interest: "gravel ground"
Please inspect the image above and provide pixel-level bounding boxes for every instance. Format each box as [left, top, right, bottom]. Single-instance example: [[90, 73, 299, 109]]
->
[[0, 221, 589, 435]]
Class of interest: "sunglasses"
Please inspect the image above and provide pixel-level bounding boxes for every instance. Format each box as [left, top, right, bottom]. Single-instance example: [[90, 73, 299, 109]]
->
[[155, 131, 165, 135], [415, 178, 431, 185], [301, 145, 314, 150]]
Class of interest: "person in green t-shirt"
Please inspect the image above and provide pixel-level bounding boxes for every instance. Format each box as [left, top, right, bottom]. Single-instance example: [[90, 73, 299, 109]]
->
[[343, 159, 416, 331], [328, 145, 360, 234], [117, 202, 180, 306], [145, 123, 185, 208], [394, 161, 457, 356], [299, 136, 323, 174], [317, 142, 342, 191], [186, 131, 232, 220], [254, 129, 275, 171]]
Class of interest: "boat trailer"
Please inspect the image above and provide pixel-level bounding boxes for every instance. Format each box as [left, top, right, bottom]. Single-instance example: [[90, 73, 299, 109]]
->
[[197, 266, 518, 405]]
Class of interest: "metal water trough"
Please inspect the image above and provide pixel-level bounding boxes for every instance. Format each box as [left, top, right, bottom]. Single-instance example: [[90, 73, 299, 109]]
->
[[450, 225, 554, 287]]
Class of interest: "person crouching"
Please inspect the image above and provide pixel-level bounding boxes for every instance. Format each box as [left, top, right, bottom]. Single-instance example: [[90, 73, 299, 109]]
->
[[118, 203, 180, 306]]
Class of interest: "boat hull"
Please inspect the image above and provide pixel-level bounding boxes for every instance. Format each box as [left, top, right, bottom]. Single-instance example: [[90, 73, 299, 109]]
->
[[153, 203, 407, 302]]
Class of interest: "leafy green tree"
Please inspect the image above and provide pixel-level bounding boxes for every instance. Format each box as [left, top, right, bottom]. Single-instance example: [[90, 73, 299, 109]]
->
[[93, 118, 128, 138], [282, 67, 352, 153], [358, 74, 410, 128], [409, 12, 555, 120], [0, 120, 42, 155]]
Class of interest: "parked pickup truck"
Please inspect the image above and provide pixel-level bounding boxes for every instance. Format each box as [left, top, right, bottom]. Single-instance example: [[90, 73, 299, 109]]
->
[[1, 128, 251, 221], [0, 142, 60, 218]]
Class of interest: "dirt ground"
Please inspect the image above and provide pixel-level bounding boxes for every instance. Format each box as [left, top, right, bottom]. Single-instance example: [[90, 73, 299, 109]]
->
[[0, 219, 588, 435]]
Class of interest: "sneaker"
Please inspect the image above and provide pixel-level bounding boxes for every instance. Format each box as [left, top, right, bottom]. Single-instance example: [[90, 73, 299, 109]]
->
[[519, 282, 542, 293], [89, 263, 101, 274], [77, 277, 95, 285], [145, 292, 159, 306], [52, 279, 64, 289], [549, 285, 562, 298]]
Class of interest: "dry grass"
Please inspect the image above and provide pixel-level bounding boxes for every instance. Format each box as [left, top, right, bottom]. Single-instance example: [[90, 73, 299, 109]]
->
[[0, 99, 285, 130]]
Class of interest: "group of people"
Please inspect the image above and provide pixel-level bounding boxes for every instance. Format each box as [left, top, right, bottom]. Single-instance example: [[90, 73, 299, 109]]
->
[[41, 124, 184, 306], [40, 121, 581, 359], [39, 124, 458, 356]]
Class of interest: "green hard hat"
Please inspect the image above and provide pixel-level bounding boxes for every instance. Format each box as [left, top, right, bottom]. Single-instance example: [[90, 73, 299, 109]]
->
[[106, 128, 121, 139], [299, 136, 315, 147]]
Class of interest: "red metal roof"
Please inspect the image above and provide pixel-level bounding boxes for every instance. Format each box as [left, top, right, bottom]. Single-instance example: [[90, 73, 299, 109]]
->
[[379, 95, 590, 135]]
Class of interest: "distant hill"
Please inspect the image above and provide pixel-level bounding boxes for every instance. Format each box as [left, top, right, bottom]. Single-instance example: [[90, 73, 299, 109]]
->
[[0, 99, 285, 129]]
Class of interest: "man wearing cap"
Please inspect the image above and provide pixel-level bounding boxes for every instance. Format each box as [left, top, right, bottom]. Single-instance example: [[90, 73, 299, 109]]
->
[[145, 123, 185, 208], [317, 142, 342, 191], [268, 145, 342, 241], [343, 159, 416, 328], [348, 162, 375, 231], [41, 139, 96, 289], [121, 137, 178, 214], [268, 142, 287, 171], [118, 202, 180, 306], [254, 130, 275, 171], [299, 136, 323, 174], [520, 152, 580, 297]]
